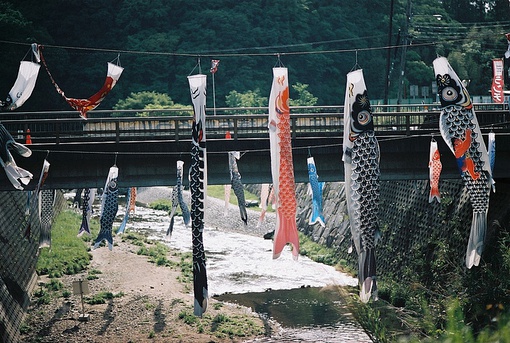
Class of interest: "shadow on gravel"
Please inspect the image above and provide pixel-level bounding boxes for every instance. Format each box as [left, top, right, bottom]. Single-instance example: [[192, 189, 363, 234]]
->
[[153, 299, 166, 333], [97, 299, 114, 335], [35, 300, 73, 337]]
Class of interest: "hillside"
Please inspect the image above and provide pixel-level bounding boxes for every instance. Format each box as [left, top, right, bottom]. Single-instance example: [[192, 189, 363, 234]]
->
[[1, 0, 509, 112]]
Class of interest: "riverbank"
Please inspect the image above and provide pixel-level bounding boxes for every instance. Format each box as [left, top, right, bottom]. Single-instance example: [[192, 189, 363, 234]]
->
[[19, 187, 275, 343], [19, 186, 366, 343]]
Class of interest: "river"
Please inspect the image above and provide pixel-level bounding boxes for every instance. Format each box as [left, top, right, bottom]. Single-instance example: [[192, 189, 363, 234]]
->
[[117, 187, 373, 342]]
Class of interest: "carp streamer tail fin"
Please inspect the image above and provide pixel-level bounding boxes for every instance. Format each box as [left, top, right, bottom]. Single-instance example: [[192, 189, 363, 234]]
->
[[117, 212, 129, 235], [38, 229, 51, 248], [2, 160, 33, 190], [165, 216, 175, 240], [239, 206, 248, 225], [273, 212, 300, 260], [9, 141, 32, 158], [359, 248, 377, 303], [429, 186, 441, 203], [181, 207, 191, 226], [93, 231, 113, 251], [309, 207, 325, 227], [466, 211, 487, 268], [164, 204, 178, 240], [78, 217, 90, 236], [193, 261, 208, 317]]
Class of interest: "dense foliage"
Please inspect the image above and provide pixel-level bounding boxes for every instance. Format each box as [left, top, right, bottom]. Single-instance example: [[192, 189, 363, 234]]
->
[[1, 0, 509, 112]]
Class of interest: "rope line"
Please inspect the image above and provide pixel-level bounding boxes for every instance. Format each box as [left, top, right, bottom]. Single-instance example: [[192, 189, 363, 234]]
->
[[28, 129, 509, 158]]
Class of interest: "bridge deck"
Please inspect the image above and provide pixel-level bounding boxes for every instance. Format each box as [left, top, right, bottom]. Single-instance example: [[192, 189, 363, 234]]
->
[[1, 104, 509, 190]]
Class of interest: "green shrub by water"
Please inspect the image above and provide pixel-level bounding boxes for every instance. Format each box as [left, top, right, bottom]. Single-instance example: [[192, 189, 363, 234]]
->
[[178, 308, 264, 339], [298, 233, 353, 274], [296, 203, 510, 342], [356, 209, 510, 341]]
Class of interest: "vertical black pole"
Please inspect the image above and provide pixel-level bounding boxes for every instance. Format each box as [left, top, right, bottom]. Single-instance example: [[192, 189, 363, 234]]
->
[[384, 0, 395, 106], [397, 0, 411, 106]]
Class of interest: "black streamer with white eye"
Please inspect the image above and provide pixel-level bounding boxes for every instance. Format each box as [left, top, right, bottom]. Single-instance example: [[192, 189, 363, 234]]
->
[[358, 110, 372, 126], [350, 90, 374, 140], [441, 86, 458, 102], [436, 73, 464, 107]]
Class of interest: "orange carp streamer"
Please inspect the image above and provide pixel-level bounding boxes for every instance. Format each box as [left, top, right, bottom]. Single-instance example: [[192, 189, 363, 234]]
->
[[268, 68, 299, 260]]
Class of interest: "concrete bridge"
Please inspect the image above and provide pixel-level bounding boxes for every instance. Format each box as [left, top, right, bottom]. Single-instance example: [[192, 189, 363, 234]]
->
[[2, 104, 509, 191]]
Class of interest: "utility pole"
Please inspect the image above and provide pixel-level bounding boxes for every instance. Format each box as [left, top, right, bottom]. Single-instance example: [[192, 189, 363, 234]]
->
[[397, 0, 411, 105], [384, 0, 395, 106]]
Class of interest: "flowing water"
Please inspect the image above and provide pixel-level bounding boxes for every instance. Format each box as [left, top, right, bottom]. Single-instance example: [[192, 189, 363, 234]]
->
[[111, 190, 373, 342]]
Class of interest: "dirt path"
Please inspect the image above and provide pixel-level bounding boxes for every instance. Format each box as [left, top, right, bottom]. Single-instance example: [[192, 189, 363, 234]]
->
[[20, 186, 274, 342], [20, 237, 268, 343]]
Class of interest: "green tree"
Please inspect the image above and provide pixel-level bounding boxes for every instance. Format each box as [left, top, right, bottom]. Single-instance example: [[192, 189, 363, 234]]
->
[[290, 82, 318, 107], [405, 51, 434, 88], [225, 89, 267, 108], [2, 0, 506, 111], [113, 91, 189, 116]]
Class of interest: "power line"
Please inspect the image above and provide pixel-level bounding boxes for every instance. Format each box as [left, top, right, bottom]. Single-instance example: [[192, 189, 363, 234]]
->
[[2, 34, 504, 61], [0, 38, 441, 59]]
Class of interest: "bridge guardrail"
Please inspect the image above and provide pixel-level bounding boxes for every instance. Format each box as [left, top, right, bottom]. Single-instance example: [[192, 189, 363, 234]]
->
[[2, 104, 508, 144]]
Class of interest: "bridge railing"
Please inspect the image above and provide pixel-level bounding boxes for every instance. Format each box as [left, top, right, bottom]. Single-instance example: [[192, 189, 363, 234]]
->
[[2, 103, 508, 144]]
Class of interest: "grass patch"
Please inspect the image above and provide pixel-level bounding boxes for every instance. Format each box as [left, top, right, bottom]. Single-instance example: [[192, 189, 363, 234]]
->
[[136, 241, 174, 266], [36, 210, 94, 278], [45, 279, 63, 292], [124, 231, 192, 285], [207, 185, 260, 208], [178, 308, 264, 339], [298, 233, 354, 274], [121, 231, 148, 246], [149, 199, 176, 213], [85, 291, 124, 305], [87, 268, 102, 280], [32, 288, 51, 305], [177, 252, 193, 285], [178, 309, 199, 325], [128, 233, 189, 270]]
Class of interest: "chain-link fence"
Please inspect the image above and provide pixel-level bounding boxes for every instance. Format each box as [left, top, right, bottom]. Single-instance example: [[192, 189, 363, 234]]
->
[[0, 190, 65, 343], [296, 180, 510, 281]]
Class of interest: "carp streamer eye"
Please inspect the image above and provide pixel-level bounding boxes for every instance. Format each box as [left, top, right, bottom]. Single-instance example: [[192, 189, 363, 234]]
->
[[442, 87, 458, 102], [358, 110, 372, 126]]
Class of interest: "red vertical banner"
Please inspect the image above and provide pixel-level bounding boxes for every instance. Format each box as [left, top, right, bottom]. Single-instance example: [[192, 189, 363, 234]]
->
[[491, 58, 504, 103]]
